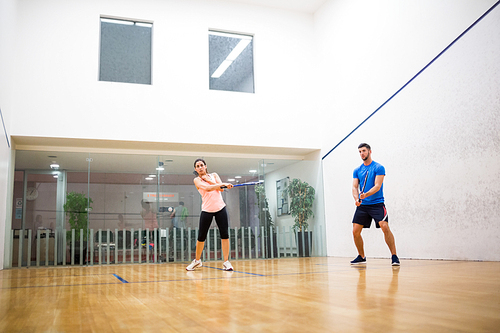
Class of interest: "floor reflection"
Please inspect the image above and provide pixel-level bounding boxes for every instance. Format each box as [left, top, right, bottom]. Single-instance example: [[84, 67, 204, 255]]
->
[[355, 265, 399, 330]]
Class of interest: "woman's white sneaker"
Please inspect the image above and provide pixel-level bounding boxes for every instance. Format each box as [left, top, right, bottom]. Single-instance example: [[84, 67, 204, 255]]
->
[[223, 261, 234, 271], [186, 259, 202, 271]]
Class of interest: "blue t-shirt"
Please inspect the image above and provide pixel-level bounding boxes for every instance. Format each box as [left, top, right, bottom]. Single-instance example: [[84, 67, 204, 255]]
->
[[353, 161, 385, 205]]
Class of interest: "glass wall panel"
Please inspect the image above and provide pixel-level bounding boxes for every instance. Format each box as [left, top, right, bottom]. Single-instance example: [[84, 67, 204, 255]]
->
[[11, 172, 58, 266], [63, 153, 92, 265], [13, 151, 89, 266], [263, 159, 326, 258], [11, 150, 326, 267]]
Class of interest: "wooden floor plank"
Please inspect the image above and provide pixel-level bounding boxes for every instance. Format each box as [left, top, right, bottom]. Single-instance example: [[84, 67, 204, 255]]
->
[[0, 258, 499, 332]]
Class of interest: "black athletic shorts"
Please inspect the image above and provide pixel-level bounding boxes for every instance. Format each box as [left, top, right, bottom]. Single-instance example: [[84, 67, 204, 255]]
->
[[352, 203, 388, 228]]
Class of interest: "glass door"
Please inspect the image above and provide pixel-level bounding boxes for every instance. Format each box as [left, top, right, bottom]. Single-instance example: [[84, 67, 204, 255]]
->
[[14, 170, 65, 267]]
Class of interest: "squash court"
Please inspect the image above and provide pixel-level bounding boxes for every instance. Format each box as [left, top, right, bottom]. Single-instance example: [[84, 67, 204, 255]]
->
[[1, 1, 500, 332], [1, 257, 499, 332]]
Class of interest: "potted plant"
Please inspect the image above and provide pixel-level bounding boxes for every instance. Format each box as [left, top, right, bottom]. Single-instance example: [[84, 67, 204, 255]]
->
[[286, 178, 315, 257], [255, 184, 276, 257], [64, 192, 93, 264]]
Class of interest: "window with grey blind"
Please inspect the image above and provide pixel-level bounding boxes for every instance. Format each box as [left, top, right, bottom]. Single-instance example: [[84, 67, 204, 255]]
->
[[99, 17, 152, 85], [209, 31, 254, 93]]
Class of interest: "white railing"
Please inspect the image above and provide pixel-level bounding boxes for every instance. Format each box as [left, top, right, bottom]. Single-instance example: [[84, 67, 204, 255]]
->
[[10, 225, 325, 267]]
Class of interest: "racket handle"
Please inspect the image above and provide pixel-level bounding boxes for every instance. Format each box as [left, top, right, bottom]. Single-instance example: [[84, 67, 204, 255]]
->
[[221, 185, 227, 189]]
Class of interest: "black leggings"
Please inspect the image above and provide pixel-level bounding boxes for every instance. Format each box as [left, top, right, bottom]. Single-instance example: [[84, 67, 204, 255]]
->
[[197, 207, 229, 242]]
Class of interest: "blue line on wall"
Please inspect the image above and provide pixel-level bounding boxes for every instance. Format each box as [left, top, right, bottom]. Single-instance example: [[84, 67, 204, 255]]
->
[[322, 0, 500, 160], [0, 108, 10, 148]]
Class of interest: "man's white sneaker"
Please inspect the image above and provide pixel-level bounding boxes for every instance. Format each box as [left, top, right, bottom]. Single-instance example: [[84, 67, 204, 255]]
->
[[223, 261, 234, 271], [186, 259, 202, 271]]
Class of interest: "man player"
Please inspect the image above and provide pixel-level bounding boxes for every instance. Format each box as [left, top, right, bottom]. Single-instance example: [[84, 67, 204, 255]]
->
[[350, 143, 400, 266]]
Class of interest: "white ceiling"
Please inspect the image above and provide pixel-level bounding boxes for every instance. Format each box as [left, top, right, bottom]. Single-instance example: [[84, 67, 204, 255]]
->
[[225, 0, 328, 14]]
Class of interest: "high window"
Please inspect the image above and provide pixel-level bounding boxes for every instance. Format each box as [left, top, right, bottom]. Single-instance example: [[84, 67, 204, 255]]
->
[[99, 17, 153, 84], [209, 31, 254, 93]]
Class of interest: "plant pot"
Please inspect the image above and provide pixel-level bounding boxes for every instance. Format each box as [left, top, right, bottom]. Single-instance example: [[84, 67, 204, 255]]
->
[[297, 231, 312, 257]]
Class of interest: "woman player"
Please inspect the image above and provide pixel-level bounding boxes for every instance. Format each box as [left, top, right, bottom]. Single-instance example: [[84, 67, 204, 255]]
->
[[186, 158, 235, 271]]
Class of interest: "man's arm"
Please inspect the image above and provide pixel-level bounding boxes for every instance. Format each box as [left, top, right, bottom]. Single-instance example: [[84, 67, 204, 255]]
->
[[359, 175, 385, 200], [352, 178, 361, 206]]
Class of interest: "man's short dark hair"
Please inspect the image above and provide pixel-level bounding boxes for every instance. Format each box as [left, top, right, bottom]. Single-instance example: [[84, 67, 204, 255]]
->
[[358, 143, 371, 150]]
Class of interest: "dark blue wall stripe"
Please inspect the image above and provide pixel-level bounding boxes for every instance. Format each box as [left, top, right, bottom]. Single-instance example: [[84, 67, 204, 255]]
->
[[0, 108, 10, 148], [322, 0, 500, 160]]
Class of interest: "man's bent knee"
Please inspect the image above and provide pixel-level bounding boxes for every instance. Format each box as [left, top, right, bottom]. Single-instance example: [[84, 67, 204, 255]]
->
[[379, 221, 390, 232]]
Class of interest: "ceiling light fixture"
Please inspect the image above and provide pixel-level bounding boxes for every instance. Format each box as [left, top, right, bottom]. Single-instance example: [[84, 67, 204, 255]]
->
[[50, 163, 60, 169]]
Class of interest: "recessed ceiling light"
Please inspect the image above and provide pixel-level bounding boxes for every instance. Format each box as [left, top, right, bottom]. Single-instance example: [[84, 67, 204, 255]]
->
[[156, 167, 164, 171], [249, 170, 257, 173], [228, 178, 235, 181], [145, 177, 153, 180], [50, 164, 60, 169], [235, 176, 242, 179], [149, 175, 156, 178]]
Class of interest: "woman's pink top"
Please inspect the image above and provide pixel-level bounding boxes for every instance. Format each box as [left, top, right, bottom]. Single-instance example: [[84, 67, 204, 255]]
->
[[197, 174, 226, 213]]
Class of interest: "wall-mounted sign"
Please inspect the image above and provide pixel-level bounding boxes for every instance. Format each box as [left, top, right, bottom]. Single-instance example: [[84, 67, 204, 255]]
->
[[143, 192, 179, 202], [15, 198, 22, 219]]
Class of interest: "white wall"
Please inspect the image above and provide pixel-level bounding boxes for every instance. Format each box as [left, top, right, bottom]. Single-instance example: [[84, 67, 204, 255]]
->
[[11, 0, 320, 150], [0, 0, 18, 269], [318, 0, 500, 260], [3, 0, 500, 264]]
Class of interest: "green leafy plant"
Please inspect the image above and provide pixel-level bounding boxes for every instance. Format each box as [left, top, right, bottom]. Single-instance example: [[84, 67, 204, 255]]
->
[[286, 178, 315, 232], [255, 184, 273, 229], [64, 192, 93, 242]]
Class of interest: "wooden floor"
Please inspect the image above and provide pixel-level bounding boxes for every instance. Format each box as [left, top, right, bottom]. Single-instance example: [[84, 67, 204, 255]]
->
[[0, 257, 499, 332]]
